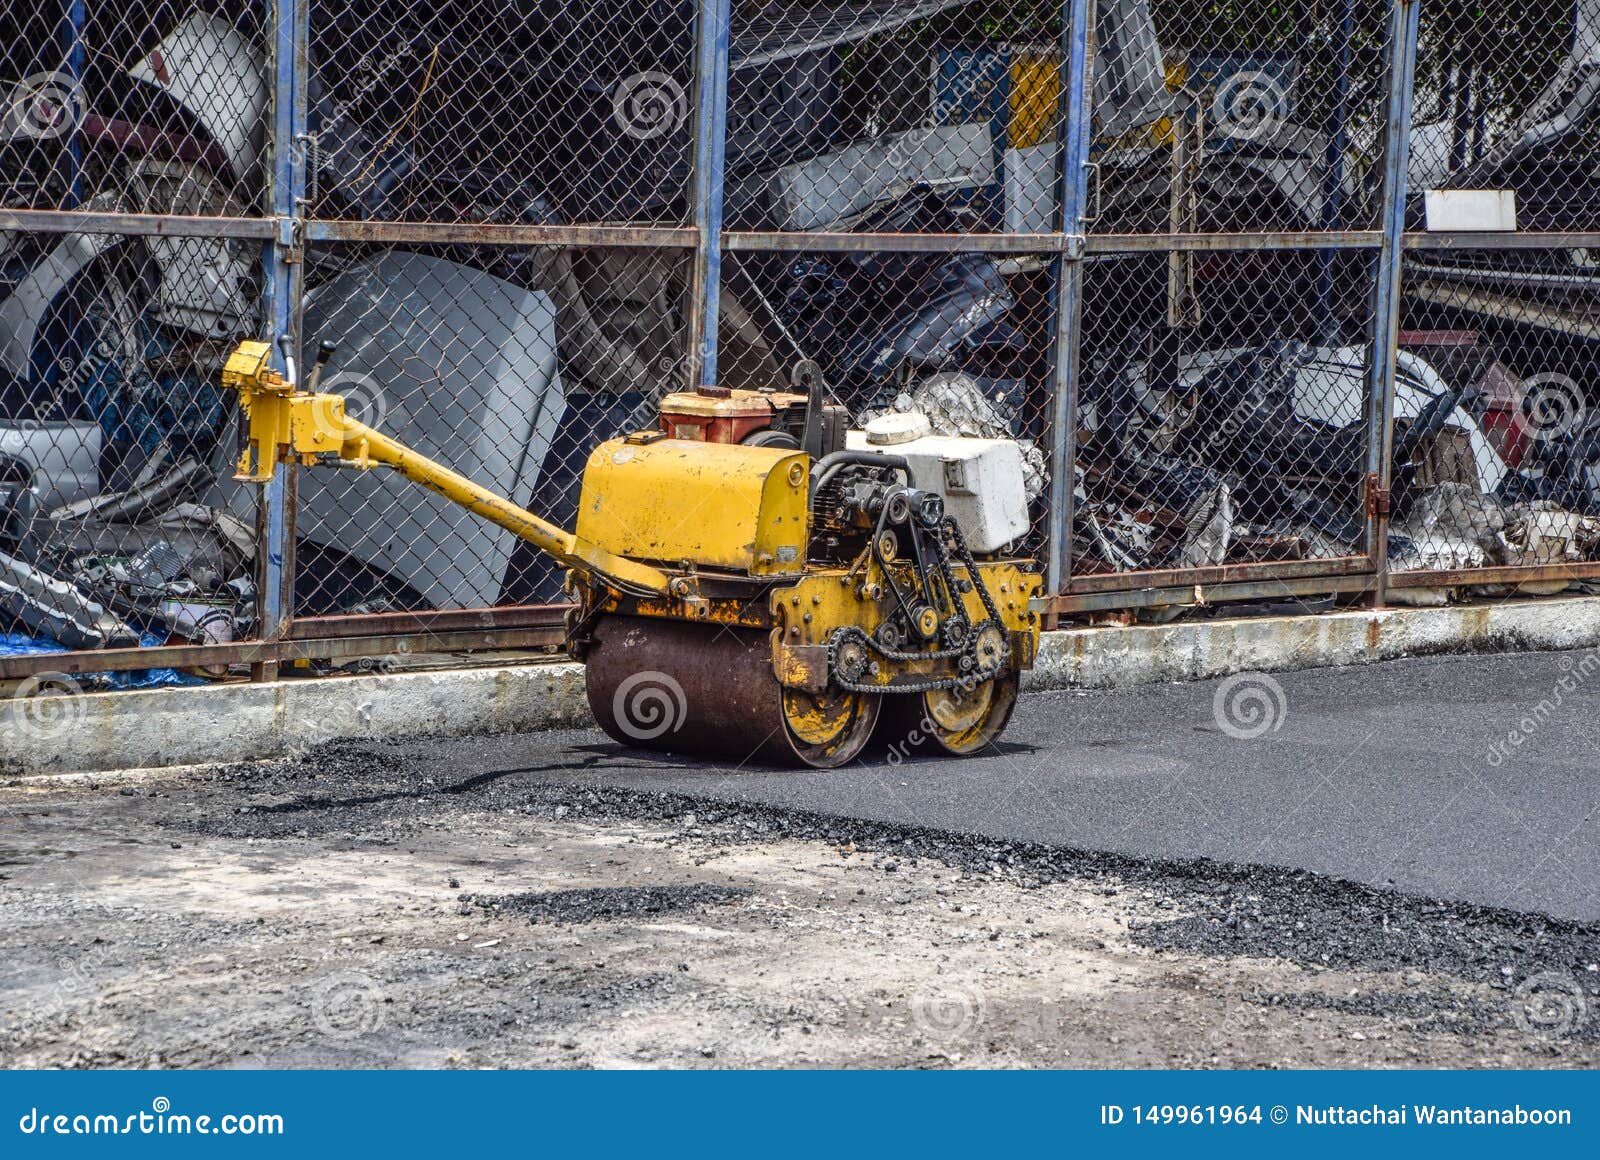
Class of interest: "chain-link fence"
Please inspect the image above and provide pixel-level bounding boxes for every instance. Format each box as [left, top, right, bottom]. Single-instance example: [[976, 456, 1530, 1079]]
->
[[2, 3, 272, 689], [3, 0, 1600, 687], [1386, 0, 1600, 605]]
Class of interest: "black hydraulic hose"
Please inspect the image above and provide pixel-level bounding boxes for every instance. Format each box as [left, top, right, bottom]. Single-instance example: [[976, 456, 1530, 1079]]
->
[[808, 450, 911, 507]]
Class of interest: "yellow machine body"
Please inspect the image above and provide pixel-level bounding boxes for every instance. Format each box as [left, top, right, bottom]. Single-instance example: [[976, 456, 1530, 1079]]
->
[[222, 341, 349, 479], [220, 339, 1043, 767], [769, 563, 1040, 694], [575, 435, 810, 578]]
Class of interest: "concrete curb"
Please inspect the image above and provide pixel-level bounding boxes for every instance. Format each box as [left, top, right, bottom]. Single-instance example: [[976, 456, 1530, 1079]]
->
[[1029, 597, 1600, 692], [6, 597, 1600, 776]]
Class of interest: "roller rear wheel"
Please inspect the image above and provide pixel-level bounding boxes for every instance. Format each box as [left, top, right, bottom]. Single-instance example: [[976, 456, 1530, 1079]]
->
[[874, 673, 1020, 757]]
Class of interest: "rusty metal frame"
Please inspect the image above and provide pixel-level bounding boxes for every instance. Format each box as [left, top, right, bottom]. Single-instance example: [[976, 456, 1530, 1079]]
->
[[1048, 572, 1376, 615], [306, 219, 700, 248], [0, 208, 278, 238], [19, 214, 1599, 254], [1365, 0, 1421, 609], [1063, 554, 1375, 596], [0, 625, 571, 683], [1387, 562, 1600, 589], [12, 2, 1600, 690], [287, 604, 570, 640]]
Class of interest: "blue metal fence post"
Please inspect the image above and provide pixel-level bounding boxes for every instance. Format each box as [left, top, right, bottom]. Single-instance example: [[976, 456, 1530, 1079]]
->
[[1045, 0, 1095, 603], [1315, 0, 1356, 342], [60, 0, 86, 208], [688, 0, 732, 390], [1365, 0, 1421, 609], [257, 0, 309, 677]]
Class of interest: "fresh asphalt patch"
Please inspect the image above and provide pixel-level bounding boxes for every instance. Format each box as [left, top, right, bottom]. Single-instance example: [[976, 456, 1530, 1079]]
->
[[463, 884, 752, 926], [349, 649, 1600, 922]]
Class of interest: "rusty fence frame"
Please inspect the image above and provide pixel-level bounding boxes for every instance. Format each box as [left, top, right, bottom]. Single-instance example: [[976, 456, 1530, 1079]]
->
[[5, 0, 1600, 684]]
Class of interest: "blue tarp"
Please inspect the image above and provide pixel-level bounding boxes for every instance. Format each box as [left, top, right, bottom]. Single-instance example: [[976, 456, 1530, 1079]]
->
[[0, 630, 209, 689]]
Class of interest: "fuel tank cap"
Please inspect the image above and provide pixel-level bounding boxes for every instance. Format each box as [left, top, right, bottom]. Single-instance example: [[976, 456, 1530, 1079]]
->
[[862, 411, 932, 446]]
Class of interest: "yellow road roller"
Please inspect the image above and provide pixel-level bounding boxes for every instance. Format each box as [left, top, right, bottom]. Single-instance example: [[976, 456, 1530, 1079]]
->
[[223, 340, 1041, 767]]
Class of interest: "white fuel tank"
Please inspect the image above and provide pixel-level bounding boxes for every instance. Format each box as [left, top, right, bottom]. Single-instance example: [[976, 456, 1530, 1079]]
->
[[847, 418, 1029, 554]]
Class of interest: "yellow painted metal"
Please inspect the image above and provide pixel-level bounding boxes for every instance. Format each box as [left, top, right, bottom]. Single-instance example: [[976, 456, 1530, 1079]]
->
[[782, 685, 874, 748], [334, 418, 673, 595], [1009, 51, 1058, 149], [770, 561, 1042, 691], [575, 437, 810, 577], [219, 340, 673, 595], [222, 340, 351, 477], [222, 340, 293, 482]]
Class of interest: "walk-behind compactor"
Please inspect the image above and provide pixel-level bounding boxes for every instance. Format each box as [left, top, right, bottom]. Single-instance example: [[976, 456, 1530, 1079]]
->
[[222, 341, 1041, 767]]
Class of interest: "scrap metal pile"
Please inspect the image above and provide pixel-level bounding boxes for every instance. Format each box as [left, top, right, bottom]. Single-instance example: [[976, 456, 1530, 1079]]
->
[[5, 0, 1600, 676], [1073, 337, 1600, 599]]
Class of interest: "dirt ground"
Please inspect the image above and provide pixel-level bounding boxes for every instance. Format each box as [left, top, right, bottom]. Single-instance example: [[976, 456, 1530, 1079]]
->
[[2, 740, 1598, 1068]]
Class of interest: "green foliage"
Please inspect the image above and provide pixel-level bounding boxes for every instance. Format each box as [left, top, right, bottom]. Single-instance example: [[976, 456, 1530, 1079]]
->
[[1414, 0, 1576, 123]]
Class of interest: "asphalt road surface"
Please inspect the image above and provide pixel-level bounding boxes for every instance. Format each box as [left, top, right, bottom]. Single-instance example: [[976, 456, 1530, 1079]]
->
[[398, 650, 1600, 922]]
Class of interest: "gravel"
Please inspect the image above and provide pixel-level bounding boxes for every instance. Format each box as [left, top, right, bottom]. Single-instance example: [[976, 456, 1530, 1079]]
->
[[182, 741, 1600, 1005], [464, 885, 752, 925]]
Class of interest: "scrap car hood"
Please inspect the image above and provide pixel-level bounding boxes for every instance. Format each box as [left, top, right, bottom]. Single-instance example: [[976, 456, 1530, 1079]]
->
[[215, 252, 565, 612], [128, 12, 269, 182], [1195, 344, 1509, 496]]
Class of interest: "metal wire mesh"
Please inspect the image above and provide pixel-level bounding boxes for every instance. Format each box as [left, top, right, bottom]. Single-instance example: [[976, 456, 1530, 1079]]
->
[[8, 0, 1600, 677], [289, 241, 701, 616], [2, 4, 269, 216], [726, 2, 1067, 237], [1092, 0, 1392, 235], [0, 220, 260, 669], [719, 0, 1077, 565], [303, 1, 701, 224], [1065, 0, 1394, 602], [1384, 0, 1600, 600], [2, 5, 267, 681], [1073, 242, 1380, 587]]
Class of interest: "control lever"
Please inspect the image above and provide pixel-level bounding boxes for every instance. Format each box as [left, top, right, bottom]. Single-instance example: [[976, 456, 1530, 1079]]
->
[[307, 340, 337, 394]]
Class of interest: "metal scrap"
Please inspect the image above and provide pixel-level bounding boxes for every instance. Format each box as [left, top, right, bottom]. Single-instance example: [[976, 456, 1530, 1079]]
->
[[866, 371, 1048, 501]]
